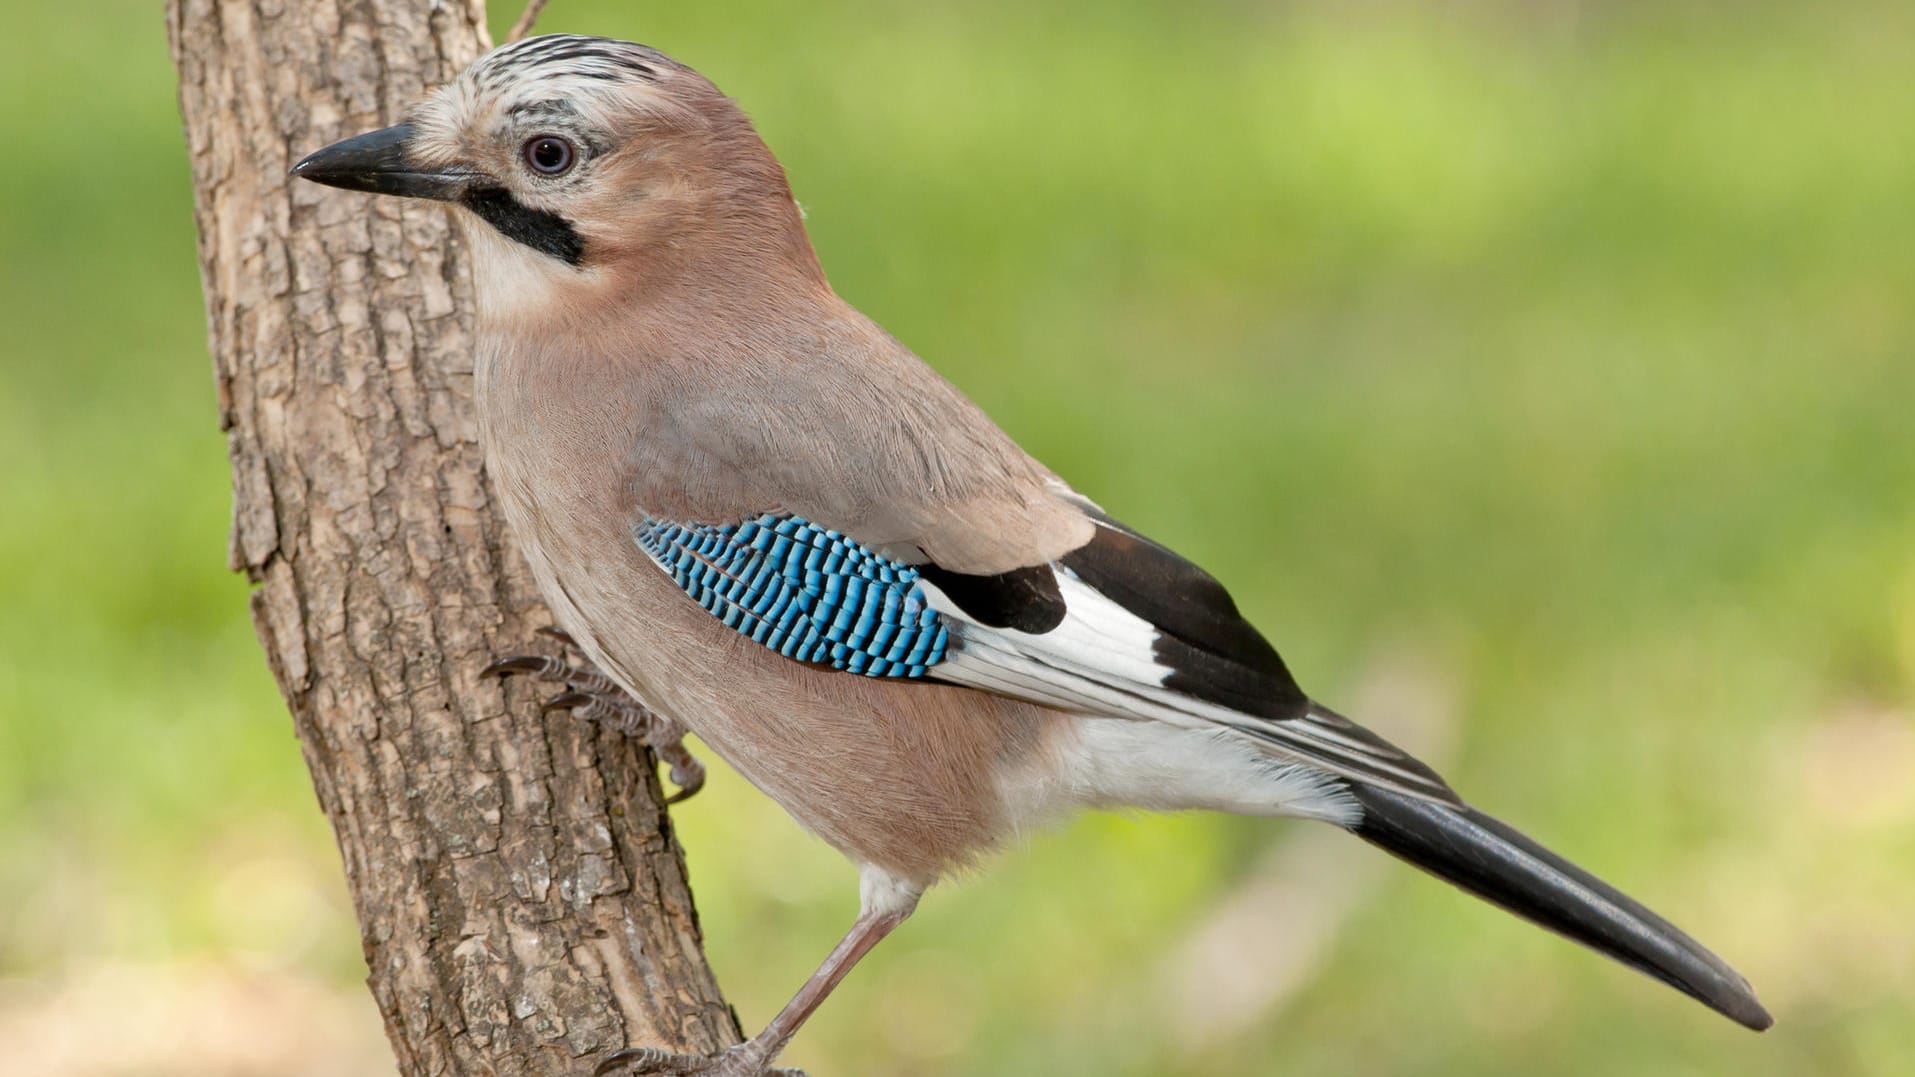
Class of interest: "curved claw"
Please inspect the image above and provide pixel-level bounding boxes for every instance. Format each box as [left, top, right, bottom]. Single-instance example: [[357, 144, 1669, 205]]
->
[[661, 753, 707, 804], [483, 654, 562, 678], [536, 625, 577, 645], [486, 637, 708, 815], [541, 690, 594, 714], [663, 773, 705, 804]]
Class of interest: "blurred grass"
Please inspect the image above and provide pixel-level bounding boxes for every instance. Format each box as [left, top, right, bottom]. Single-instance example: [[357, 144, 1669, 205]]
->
[[2, 0, 1912, 1074]]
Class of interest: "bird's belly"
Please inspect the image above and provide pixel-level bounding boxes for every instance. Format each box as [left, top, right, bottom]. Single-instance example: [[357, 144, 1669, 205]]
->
[[490, 462, 1053, 882]]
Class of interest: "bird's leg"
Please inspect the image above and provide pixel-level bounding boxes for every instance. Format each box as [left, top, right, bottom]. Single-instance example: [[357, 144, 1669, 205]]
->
[[597, 869, 922, 1077], [484, 628, 706, 802]]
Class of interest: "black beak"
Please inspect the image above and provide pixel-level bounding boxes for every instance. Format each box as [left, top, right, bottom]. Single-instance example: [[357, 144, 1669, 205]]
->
[[290, 123, 476, 201]]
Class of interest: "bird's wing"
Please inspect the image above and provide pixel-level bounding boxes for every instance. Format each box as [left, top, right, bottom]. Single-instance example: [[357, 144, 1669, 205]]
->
[[631, 500, 1462, 808], [629, 503, 1781, 1031], [639, 316, 1455, 803], [921, 506, 1461, 807]]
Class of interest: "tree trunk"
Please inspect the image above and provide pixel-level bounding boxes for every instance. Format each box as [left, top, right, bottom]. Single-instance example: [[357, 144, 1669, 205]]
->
[[166, 3, 740, 1073]]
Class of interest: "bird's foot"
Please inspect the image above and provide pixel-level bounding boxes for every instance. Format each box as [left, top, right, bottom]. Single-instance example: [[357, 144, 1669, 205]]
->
[[593, 1045, 804, 1077], [484, 628, 706, 802]]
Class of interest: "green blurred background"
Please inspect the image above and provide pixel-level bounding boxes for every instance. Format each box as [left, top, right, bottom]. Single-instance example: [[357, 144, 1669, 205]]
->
[[3, 1, 1911, 1073]]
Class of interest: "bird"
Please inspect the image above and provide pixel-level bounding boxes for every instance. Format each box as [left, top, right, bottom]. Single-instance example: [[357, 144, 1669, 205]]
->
[[292, 33, 1772, 1076]]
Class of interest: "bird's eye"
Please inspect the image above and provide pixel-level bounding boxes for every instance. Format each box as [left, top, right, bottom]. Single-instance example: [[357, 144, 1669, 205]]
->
[[522, 135, 576, 176]]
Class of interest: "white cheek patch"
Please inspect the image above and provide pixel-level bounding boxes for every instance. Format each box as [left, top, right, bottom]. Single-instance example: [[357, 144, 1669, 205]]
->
[[462, 218, 583, 324]]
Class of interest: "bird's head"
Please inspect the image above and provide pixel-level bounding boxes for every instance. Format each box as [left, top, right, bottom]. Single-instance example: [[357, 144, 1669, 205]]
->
[[293, 35, 822, 323]]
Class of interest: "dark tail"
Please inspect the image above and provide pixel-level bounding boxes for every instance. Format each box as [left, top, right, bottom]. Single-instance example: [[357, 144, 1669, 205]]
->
[[1347, 784, 1772, 1030]]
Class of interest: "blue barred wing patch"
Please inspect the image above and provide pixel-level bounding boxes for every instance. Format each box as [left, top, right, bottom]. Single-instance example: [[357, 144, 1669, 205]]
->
[[634, 513, 950, 677]]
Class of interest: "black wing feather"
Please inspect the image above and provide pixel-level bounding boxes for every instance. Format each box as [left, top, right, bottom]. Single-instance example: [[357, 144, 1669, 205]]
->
[[922, 510, 1462, 806], [1060, 518, 1309, 722], [915, 562, 1067, 633]]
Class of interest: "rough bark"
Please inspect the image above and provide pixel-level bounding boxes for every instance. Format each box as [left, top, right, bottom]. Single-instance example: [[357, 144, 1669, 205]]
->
[[166, 3, 740, 1073]]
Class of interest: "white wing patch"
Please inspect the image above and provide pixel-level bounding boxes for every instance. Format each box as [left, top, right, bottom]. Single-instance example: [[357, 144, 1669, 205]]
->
[[921, 568, 1460, 807], [920, 571, 1166, 707]]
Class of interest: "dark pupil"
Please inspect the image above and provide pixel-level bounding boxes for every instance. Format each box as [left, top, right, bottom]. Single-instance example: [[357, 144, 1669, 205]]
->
[[529, 138, 571, 174]]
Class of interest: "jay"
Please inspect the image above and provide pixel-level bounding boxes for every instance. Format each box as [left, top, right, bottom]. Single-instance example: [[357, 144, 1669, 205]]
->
[[294, 34, 1770, 1077]]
